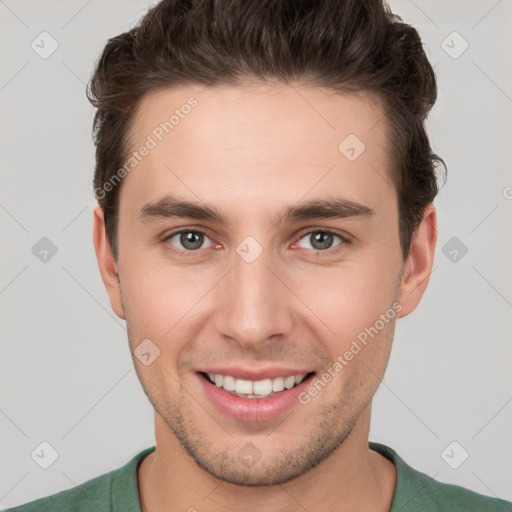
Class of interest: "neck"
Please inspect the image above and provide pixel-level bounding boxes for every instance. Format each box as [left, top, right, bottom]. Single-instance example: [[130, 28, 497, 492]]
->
[[138, 406, 396, 512]]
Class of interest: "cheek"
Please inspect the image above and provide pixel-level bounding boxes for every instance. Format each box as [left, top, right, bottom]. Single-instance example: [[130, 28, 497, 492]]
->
[[120, 261, 239, 383], [294, 262, 397, 340], [123, 240, 202, 298], [119, 259, 201, 347]]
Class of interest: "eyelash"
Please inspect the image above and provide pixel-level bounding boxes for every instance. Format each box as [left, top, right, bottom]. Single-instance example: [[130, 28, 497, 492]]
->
[[162, 228, 351, 256]]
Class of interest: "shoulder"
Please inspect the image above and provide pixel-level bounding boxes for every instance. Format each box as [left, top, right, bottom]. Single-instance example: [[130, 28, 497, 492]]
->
[[369, 442, 512, 512], [2, 446, 155, 512], [2, 472, 112, 512]]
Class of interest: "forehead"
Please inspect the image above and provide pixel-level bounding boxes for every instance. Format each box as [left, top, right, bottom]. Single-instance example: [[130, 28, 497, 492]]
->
[[122, 82, 394, 223]]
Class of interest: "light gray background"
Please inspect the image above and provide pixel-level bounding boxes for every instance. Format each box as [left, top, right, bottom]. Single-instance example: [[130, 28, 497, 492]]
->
[[1, 0, 511, 508]]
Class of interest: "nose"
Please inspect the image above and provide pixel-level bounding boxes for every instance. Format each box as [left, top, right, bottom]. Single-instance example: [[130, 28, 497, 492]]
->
[[213, 243, 294, 349]]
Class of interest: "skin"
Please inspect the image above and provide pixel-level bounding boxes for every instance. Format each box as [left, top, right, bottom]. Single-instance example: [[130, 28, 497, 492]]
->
[[93, 82, 437, 511]]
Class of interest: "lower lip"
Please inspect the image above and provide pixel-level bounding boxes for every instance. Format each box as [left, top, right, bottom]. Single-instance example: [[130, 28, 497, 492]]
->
[[197, 373, 314, 422]]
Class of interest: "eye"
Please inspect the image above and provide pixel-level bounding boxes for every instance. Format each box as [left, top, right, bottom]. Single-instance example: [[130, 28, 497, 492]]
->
[[165, 230, 215, 251], [163, 228, 348, 255], [296, 230, 347, 252]]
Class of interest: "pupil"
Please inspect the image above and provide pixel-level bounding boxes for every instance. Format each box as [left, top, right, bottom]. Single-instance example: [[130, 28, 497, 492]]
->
[[312, 232, 332, 250], [181, 232, 203, 250]]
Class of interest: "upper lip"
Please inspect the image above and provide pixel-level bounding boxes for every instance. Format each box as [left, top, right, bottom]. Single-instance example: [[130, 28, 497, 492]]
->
[[196, 366, 314, 381]]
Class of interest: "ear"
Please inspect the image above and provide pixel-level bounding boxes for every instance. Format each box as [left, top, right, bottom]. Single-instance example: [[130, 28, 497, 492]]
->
[[396, 203, 437, 319], [92, 205, 125, 320]]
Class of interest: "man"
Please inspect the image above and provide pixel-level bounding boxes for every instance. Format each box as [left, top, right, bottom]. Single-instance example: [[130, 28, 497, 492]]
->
[[5, 0, 511, 510]]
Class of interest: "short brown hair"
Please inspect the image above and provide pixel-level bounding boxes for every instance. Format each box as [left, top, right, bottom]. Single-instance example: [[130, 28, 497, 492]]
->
[[87, 0, 446, 262]]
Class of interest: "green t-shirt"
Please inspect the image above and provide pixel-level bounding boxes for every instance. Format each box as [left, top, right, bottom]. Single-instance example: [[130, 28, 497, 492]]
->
[[3, 442, 511, 511]]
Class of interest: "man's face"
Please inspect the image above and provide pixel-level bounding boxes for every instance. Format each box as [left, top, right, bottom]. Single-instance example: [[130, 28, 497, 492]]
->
[[100, 83, 416, 485]]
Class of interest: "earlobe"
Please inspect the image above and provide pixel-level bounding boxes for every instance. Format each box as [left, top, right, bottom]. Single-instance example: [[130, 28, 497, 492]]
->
[[92, 205, 125, 320], [396, 203, 437, 319]]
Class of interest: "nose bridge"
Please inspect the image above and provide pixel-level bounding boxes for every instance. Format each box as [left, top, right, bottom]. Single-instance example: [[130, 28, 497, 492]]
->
[[214, 239, 293, 346]]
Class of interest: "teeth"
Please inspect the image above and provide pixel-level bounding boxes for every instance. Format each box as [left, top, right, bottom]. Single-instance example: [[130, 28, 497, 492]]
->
[[272, 377, 285, 392], [222, 374, 236, 391], [235, 379, 253, 395], [284, 376, 296, 389], [253, 379, 272, 395], [294, 374, 305, 385], [205, 372, 309, 397]]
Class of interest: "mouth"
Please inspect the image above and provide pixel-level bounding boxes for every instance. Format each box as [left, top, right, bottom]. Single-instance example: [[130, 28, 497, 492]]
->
[[196, 370, 316, 422], [198, 371, 315, 399]]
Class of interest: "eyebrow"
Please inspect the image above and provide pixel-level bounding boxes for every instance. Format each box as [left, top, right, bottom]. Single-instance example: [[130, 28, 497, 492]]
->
[[139, 194, 375, 225]]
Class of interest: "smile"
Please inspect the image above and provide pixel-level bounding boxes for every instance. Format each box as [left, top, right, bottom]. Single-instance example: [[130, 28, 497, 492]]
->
[[203, 372, 310, 399], [197, 370, 316, 422]]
